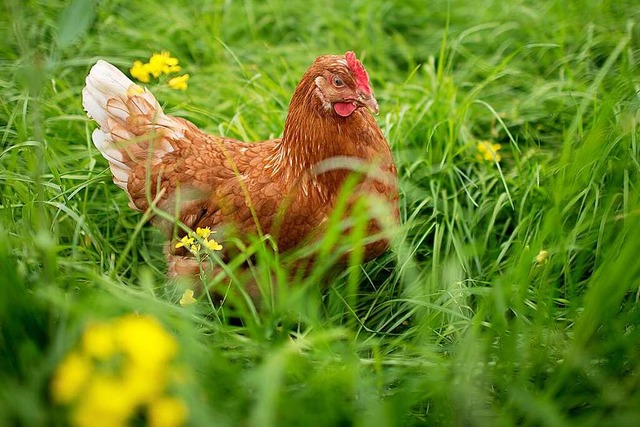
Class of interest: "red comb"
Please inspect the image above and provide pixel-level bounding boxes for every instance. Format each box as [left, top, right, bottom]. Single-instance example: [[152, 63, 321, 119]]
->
[[345, 51, 372, 96]]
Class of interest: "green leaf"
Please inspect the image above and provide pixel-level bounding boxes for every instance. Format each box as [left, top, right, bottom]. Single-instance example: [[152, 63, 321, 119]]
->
[[55, 0, 97, 49]]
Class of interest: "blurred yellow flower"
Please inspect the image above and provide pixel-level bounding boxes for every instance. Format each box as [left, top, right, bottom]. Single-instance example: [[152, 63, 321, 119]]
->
[[52, 314, 188, 427], [130, 60, 151, 83], [204, 238, 223, 251], [476, 140, 502, 163], [179, 289, 197, 306], [82, 322, 116, 360], [72, 374, 135, 427], [148, 397, 189, 427], [114, 314, 178, 366], [51, 351, 93, 404], [175, 235, 194, 249], [120, 360, 168, 403], [536, 249, 549, 265], [168, 74, 190, 91], [196, 226, 212, 239]]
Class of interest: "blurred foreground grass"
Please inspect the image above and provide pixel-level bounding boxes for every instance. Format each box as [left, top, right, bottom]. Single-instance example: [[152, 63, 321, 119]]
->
[[1, 0, 639, 425]]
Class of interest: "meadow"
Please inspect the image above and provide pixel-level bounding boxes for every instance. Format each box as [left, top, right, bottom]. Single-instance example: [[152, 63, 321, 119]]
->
[[1, 0, 639, 425]]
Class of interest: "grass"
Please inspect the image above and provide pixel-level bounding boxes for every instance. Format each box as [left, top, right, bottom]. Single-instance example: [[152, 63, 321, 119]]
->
[[1, 0, 640, 425]]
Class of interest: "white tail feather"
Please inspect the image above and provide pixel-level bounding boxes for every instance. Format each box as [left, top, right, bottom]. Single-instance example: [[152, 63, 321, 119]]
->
[[82, 60, 167, 200], [83, 61, 137, 128]]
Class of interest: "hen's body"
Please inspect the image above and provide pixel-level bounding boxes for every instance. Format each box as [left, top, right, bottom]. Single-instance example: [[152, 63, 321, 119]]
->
[[83, 53, 398, 284]]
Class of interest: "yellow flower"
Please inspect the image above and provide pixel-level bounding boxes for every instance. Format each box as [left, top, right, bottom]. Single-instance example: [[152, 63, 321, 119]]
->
[[148, 397, 189, 427], [51, 351, 93, 404], [179, 289, 197, 306], [535, 249, 549, 265], [188, 242, 201, 255], [52, 313, 189, 427], [476, 140, 502, 163], [130, 60, 151, 83], [204, 238, 223, 251], [120, 359, 168, 403], [176, 228, 221, 254], [71, 374, 136, 427], [148, 51, 181, 77], [132, 52, 182, 84], [168, 74, 190, 91], [113, 314, 178, 367], [175, 235, 194, 249], [195, 226, 212, 239], [82, 322, 116, 360]]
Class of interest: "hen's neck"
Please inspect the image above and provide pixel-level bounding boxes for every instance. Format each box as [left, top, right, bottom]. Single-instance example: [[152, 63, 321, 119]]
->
[[270, 77, 384, 194]]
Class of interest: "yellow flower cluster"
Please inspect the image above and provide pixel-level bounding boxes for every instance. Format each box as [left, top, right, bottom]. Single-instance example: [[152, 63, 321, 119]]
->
[[175, 226, 223, 255], [476, 140, 502, 163], [51, 314, 188, 427], [130, 51, 190, 90]]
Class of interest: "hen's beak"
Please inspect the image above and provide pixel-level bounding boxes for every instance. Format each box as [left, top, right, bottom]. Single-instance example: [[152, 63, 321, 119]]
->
[[357, 92, 379, 115]]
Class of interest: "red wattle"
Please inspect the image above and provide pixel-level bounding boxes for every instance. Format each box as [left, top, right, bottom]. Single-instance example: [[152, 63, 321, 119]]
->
[[334, 102, 357, 117]]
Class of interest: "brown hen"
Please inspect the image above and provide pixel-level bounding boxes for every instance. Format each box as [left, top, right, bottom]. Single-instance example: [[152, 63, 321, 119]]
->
[[82, 51, 399, 297]]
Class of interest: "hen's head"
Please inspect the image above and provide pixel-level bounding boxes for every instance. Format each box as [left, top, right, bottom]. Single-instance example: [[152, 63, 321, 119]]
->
[[311, 51, 378, 117]]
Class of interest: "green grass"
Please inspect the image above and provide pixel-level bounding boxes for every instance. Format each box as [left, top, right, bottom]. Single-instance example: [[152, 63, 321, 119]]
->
[[2, 0, 640, 425]]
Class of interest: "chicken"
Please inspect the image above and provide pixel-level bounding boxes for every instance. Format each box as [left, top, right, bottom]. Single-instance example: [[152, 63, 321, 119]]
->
[[82, 51, 399, 295]]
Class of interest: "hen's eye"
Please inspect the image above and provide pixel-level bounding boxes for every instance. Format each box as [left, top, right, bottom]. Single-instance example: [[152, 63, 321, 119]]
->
[[332, 76, 345, 87]]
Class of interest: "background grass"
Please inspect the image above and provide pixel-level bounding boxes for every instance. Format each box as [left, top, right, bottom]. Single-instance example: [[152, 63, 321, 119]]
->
[[2, 0, 640, 425]]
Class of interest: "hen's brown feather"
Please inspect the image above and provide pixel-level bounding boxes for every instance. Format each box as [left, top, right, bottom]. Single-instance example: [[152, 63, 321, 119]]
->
[[83, 53, 399, 291]]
